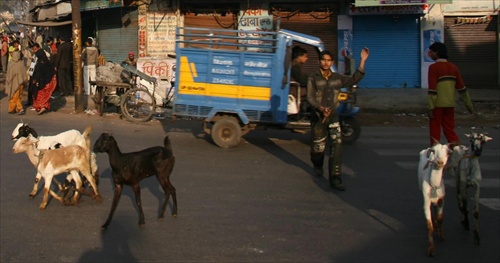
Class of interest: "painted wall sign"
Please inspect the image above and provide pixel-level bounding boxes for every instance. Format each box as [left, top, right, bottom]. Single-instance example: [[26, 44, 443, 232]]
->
[[237, 9, 274, 52], [443, 0, 497, 13], [349, 4, 428, 15], [354, 0, 451, 6], [137, 57, 176, 104]]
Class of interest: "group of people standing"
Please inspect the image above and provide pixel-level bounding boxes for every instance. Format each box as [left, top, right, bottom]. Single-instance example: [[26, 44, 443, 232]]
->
[[5, 34, 63, 115], [4, 33, 109, 115], [290, 41, 474, 192]]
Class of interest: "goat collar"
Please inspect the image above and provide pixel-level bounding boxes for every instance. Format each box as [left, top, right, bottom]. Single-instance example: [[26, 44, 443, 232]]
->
[[35, 151, 44, 169]]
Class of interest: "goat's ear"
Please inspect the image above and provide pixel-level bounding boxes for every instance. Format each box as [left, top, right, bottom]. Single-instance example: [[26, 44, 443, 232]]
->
[[431, 137, 440, 145], [27, 135, 39, 143], [465, 133, 472, 139], [484, 136, 493, 142], [29, 128, 38, 138], [426, 149, 434, 158], [447, 144, 454, 153]]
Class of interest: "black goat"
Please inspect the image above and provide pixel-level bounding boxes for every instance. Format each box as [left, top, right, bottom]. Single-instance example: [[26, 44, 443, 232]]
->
[[93, 133, 177, 230]]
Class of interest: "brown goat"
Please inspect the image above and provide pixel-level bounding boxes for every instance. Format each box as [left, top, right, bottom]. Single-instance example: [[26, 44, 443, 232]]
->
[[93, 133, 177, 230], [12, 126, 102, 210]]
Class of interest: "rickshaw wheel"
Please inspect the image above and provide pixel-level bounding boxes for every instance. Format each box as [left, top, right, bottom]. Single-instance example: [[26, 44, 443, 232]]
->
[[211, 117, 242, 148]]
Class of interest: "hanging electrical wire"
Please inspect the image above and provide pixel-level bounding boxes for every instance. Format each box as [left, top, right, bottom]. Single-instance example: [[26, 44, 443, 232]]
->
[[214, 11, 236, 29], [270, 8, 300, 19], [309, 10, 335, 19]]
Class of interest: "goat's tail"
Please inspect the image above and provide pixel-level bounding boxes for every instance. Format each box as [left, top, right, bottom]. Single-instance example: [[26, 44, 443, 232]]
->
[[82, 126, 93, 176], [163, 135, 172, 153]]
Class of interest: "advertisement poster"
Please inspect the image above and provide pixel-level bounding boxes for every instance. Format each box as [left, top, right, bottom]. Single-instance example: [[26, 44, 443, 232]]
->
[[337, 15, 353, 75], [423, 29, 442, 62]]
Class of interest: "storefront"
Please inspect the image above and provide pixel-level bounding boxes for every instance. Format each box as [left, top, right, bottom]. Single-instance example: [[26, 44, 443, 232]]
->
[[271, 2, 340, 74], [180, 1, 339, 74], [347, 4, 427, 88], [442, 1, 498, 89], [96, 7, 139, 63]]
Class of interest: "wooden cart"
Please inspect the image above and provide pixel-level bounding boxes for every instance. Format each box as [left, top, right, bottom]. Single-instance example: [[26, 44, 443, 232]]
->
[[90, 81, 131, 116]]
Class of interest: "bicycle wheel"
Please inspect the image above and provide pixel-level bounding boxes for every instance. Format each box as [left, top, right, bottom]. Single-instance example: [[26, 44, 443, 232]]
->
[[120, 88, 156, 122]]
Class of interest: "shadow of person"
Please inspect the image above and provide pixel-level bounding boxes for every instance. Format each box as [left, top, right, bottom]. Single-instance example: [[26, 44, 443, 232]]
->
[[244, 131, 312, 175], [77, 220, 139, 262], [48, 95, 67, 111]]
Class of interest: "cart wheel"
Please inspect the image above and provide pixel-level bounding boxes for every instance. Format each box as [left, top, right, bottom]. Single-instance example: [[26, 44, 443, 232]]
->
[[121, 88, 155, 122], [211, 117, 242, 148]]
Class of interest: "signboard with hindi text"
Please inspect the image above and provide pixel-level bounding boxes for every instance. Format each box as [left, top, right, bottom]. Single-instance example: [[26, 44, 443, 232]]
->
[[355, 0, 452, 6], [136, 57, 176, 105]]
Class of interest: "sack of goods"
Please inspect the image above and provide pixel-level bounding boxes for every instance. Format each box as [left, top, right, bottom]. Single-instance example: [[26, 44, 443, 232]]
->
[[287, 94, 299, 115]]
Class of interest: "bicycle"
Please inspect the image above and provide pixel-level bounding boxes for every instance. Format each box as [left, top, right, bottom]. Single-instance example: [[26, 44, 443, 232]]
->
[[119, 63, 174, 122]]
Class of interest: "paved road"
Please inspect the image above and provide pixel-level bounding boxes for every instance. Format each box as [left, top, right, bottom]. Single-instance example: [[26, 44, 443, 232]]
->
[[1, 95, 499, 262]]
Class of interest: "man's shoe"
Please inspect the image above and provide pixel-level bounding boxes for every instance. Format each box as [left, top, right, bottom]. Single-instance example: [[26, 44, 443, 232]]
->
[[18, 109, 25, 115], [313, 166, 324, 177], [329, 176, 346, 191]]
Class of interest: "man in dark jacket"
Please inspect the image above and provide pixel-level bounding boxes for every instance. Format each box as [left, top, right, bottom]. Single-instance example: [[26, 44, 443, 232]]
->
[[55, 36, 73, 96], [306, 48, 369, 190]]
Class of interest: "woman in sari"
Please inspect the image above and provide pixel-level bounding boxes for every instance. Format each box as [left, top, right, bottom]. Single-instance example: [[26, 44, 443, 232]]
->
[[6, 51, 28, 114], [30, 43, 57, 114]]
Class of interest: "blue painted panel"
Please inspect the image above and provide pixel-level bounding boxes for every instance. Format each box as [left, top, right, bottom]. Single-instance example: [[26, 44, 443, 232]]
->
[[353, 15, 421, 89]]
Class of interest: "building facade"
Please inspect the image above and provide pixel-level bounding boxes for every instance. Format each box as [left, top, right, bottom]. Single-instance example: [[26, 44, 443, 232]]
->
[[27, 0, 499, 89]]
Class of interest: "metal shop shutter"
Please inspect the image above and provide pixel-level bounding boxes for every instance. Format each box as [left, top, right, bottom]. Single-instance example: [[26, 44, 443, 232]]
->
[[444, 16, 498, 90], [184, 13, 237, 29], [98, 8, 139, 64], [278, 11, 339, 75], [353, 15, 421, 89]]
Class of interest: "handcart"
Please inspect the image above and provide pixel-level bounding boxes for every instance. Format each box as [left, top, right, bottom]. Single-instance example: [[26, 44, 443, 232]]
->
[[92, 63, 174, 122]]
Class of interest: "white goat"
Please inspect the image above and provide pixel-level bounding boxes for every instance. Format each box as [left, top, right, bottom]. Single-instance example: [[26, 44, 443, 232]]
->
[[12, 126, 103, 210], [418, 143, 452, 257], [11, 122, 99, 199], [449, 132, 493, 245]]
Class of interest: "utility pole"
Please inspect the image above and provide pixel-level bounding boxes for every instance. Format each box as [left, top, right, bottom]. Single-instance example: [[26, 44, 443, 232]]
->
[[72, 0, 83, 113]]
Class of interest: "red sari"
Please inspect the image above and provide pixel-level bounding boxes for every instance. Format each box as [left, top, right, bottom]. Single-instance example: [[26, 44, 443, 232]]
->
[[33, 75, 57, 111], [31, 48, 57, 112]]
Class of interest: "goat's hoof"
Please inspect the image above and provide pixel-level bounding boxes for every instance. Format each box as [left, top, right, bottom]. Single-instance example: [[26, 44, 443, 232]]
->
[[461, 220, 470, 230], [29, 194, 35, 200], [39, 205, 47, 210], [172, 213, 178, 218], [427, 248, 434, 257], [101, 223, 110, 230], [94, 195, 103, 203], [474, 233, 480, 245]]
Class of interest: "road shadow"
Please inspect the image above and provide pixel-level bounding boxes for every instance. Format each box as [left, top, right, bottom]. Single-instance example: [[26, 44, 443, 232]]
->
[[78, 220, 139, 262], [245, 131, 309, 166], [159, 117, 207, 142], [97, 164, 175, 223]]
